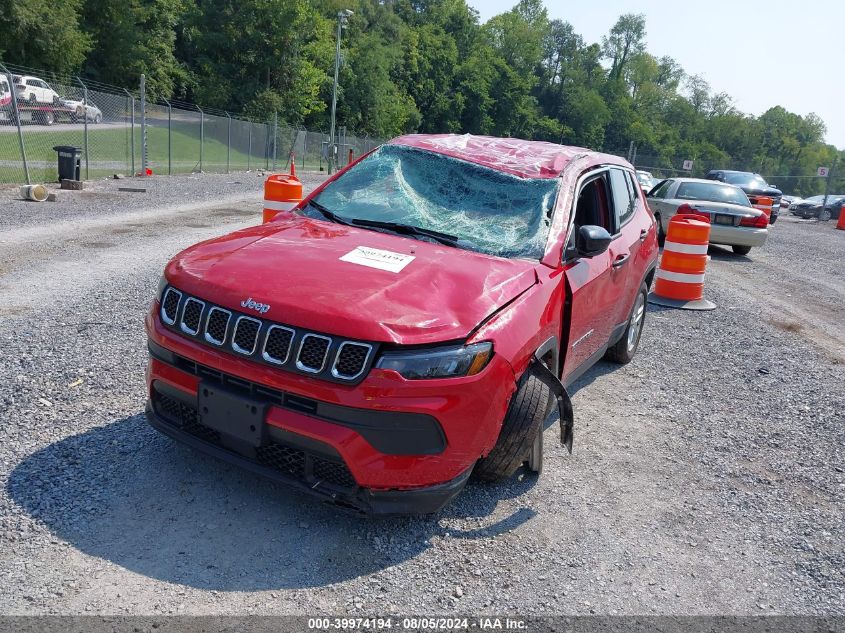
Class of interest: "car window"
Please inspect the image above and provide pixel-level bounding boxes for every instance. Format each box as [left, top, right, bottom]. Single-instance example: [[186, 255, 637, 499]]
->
[[572, 173, 613, 235], [304, 144, 560, 260], [675, 182, 751, 207], [626, 171, 640, 199], [608, 168, 635, 230], [648, 179, 672, 199]]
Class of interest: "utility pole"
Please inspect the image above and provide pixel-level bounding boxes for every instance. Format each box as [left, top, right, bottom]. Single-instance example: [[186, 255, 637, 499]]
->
[[140, 74, 147, 177], [329, 9, 353, 175], [820, 157, 837, 221]]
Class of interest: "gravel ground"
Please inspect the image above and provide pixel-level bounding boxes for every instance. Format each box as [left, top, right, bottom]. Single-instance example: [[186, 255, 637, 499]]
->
[[0, 179, 842, 616]]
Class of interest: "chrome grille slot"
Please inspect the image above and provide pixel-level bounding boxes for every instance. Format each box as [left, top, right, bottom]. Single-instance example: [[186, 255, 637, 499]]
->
[[204, 307, 231, 346], [161, 288, 181, 325], [180, 298, 205, 335], [262, 325, 295, 365], [158, 287, 376, 382], [332, 342, 373, 380], [296, 334, 332, 373], [232, 316, 261, 355]]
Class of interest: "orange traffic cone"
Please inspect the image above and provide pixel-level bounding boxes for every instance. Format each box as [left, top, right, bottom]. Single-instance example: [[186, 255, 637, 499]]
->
[[836, 203, 845, 230], [263, 172, 302, 224], [648, 213, 716, 311]]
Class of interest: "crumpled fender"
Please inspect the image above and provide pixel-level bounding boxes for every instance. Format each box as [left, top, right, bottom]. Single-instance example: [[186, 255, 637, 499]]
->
[[529, 356, 574, 453]]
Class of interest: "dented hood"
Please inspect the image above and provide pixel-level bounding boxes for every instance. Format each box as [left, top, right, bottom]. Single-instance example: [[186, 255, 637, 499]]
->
[[165, 215, 539, 345]]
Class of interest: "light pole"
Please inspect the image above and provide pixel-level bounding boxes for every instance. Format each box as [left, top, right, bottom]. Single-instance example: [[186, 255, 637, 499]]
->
[[329, 9, 353, 175]]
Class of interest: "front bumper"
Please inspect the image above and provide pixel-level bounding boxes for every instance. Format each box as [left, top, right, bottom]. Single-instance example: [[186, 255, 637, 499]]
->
[[145, 308, 517, 499], [146, 394, 471, 515], [708, 225, 768, 248]]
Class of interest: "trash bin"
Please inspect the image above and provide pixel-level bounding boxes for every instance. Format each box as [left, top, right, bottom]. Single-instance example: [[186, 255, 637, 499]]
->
[[52, 145, 81, 182]]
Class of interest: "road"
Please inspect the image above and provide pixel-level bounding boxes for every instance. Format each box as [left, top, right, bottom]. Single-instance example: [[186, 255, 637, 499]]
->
[[0, 177, 842, 616]]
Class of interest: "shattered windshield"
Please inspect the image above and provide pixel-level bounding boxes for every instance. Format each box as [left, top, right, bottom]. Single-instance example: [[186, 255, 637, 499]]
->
[[302, 145, 559, 259]]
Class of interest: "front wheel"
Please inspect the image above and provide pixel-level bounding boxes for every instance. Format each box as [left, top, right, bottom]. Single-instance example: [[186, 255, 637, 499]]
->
[[819, 208, 831, 222], [732, 245, 752, 255], [472, 373, 550, 482], [605, 282, 647, 364]]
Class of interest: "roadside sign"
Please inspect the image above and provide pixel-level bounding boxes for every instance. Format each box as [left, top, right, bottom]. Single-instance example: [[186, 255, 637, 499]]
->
[[817, 167, 829, 177], [682, 160, 694, 171]]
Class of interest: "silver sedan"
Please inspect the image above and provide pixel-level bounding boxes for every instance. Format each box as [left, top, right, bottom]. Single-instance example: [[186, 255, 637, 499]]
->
[[646, 178, 769, 255]]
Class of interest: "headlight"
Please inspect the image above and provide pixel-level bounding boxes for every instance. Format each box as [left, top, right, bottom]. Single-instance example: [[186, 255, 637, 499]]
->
[[376, 342, 493, 379], [155, 276, 168, 302]]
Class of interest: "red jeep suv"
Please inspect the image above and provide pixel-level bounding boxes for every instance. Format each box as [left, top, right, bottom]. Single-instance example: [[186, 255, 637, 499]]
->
[[145, 134, 658, 514]]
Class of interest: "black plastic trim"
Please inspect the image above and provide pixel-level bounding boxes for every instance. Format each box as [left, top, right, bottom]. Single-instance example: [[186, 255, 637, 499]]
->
[[148, 339, 447, 456], [146, 400, 469, 516]]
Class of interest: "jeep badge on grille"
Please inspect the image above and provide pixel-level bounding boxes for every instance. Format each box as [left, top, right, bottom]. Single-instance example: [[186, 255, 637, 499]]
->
[[241, 297, 271, 314]]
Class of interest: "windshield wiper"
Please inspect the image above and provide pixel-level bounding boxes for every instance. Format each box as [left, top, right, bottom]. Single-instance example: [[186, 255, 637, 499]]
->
[[346, 218, 472, 248], [307, 199, 353, 225]]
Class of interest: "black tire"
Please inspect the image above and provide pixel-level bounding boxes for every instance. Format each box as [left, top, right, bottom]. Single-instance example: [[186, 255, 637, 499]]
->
[[28, 93, 36, 104], [605, 282, 648, 364], [732, 245, 752, 255], [655, 214, 665, 246], [94, 114, 102, 124], [42, 111, 54, 126], [819, 208, 831, 222], [472, 372, 550, 482]]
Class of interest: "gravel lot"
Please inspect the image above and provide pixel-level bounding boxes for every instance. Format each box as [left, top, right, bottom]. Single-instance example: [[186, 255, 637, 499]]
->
[[0, 176, 842, 616]]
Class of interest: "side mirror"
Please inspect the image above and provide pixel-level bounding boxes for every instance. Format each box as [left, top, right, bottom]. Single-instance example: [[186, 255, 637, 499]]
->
[[576, 225, 612, 258]]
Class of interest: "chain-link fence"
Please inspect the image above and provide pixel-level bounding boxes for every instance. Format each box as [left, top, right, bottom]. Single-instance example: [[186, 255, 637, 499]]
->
[[604, 145, 845, 199], [0, 61, 385, 185]]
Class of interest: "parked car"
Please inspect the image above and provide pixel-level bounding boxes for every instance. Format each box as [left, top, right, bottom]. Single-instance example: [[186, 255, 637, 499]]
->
[[792, 194, 845, 220], [144, 134, 659, 514], [647, 177, 768, 255], [705, 170, 781, 224], [0, 77, 10, 123], [62, 99, 103, 123], [0, 76, 10, 106], [780, 195, 801, 210], [13, 75, 61, 105], [636, 170, 657, 192], [790, 195, 824, 217]]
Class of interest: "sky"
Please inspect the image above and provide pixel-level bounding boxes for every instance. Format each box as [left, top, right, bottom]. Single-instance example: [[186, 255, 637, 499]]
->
[[468, 0, 844, 150]]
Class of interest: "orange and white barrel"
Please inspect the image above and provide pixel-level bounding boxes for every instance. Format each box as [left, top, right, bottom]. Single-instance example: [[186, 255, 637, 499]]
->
[[263, 173, 302, 223], [751, 196, 773, 219], [649, 214, 716, 311]]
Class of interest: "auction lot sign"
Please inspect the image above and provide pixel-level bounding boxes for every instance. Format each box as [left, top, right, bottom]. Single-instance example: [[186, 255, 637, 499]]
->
[[0, 617, 843, 633]]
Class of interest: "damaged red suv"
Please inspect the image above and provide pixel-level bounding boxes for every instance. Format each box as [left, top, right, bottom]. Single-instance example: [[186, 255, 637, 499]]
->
[[145, 134, 658, 514]]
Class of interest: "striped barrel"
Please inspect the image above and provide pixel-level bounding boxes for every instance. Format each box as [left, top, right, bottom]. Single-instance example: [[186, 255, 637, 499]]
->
[[263, 173, 303, 223], [653, 215, 711, 302], [750, 195, 773, 219]]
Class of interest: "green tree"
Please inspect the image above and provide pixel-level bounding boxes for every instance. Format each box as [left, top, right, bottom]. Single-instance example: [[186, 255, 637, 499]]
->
[[0, 0, 91, 72]]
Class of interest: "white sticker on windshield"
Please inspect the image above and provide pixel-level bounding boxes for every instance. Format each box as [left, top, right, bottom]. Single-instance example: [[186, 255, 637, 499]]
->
[[340, 246, 415, 273]]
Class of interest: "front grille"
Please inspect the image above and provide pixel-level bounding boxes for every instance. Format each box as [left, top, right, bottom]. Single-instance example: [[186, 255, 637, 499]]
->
[[263, 326, 294, 364], [332, 342, 372, 379], [313, 459, 357, 488], [154, 390, 198, 427], [181, 298, 204, 335], [158, 286, 378, 384], [151, 385, 357, 492], [161, 288, 181, 324], [297, 335, 331, 372], [256, 443, 305, 478], [204, 307, 230, 345], [232, 317, 261, 354]]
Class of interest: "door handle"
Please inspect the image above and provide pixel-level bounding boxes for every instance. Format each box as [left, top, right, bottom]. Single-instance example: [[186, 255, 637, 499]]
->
[[612, 253, 630, 268], [639, 228, 648, 241]]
